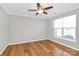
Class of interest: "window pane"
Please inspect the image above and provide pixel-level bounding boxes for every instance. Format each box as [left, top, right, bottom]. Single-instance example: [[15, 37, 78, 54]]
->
[[53, 18, 62, 28], [53, 29, 62, 37], [63, 14, 76, 28], [63, 28, 76, 40]]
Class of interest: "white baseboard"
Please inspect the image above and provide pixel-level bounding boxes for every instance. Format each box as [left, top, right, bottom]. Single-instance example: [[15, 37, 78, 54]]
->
[[8, 38, 48, 45], [0, 38, 48, 55], [49, 39, 79, 51], [0, 38, 79, 55], [0, 45, 8, 55]]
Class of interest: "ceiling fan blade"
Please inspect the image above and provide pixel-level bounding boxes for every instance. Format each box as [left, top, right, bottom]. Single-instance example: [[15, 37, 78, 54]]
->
[[43, 11, 48, 14], [44, 6, 53, 10], [28, 9, 37, 11], [37, 3, 41, 9], [36, 12, 39, 15]]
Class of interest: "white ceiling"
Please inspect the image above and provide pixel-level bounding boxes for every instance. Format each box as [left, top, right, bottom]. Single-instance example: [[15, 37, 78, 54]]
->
[[0, 3, 79, 19]]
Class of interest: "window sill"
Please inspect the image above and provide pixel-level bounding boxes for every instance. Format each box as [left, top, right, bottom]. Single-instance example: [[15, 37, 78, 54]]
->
[[54, 37, 76, 43]]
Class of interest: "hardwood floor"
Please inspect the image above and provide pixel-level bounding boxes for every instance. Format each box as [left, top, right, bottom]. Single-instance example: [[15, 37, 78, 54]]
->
[[1, 40, 79, 56]]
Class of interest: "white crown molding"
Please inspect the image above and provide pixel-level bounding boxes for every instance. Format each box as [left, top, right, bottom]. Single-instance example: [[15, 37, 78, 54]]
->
[[49, 6, 79, 20], [0, 3, 79, 20], [0, 3, 47, 20], [8, 12, 47, 20], [0, 3, 9, 14]]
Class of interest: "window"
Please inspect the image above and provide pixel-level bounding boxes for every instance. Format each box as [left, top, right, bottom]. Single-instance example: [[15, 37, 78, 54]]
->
[[53, 14, 76, 42]]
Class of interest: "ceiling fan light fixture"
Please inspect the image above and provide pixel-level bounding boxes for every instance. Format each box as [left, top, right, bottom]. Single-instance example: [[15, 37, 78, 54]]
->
[[28, 3, 53, 15], [37, 10, 43, 13]]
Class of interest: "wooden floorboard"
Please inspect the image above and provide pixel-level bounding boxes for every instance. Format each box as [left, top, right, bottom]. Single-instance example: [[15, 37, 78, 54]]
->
[[1, 39, 79, 56]]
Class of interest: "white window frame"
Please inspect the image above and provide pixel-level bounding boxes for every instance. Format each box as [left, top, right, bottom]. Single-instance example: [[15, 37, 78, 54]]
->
[[53, 14, 76, 42]]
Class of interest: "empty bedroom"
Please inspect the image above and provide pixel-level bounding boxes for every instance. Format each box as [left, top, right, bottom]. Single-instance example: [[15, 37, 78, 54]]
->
[[0, 3, 79, 56]]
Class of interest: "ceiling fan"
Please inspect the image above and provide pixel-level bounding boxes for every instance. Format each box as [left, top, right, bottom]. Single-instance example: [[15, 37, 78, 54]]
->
[[28, 3, 53, 15]]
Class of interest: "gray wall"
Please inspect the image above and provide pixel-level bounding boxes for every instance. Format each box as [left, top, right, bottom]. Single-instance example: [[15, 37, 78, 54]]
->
[[8, 15, 48, 44], [0, 6, 48, 53], [48, 8, 79, 50], [0, 4, 79, 53], [0, 7, 8, 52]]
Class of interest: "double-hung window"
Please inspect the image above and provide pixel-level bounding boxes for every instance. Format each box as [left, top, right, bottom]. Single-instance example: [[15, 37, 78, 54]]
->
[[53, 14, 76, 42]]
